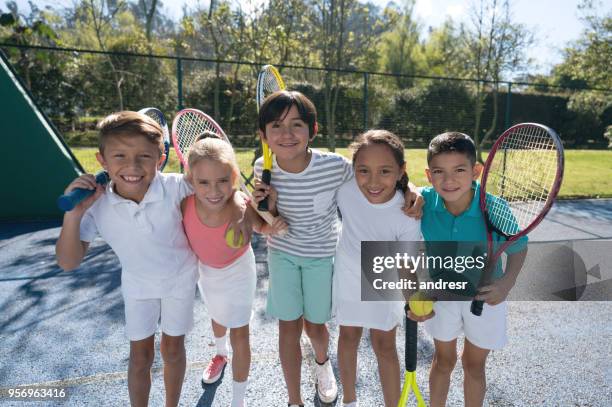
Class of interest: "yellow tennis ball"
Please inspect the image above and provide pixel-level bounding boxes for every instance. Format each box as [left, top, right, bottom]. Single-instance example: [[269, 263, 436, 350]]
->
[[225, 228, 245, 248], [408, 292, 434, 317]]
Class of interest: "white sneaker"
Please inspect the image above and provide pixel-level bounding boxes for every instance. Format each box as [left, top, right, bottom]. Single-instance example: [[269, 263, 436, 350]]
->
[[315, 358, 338, 403]]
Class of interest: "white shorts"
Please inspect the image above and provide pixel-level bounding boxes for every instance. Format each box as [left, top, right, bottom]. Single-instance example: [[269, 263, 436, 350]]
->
[[198, 248, 256, 328], [334, 298, 403, 332], [123, 294, 195, 341], [423, 301, 507, 350]]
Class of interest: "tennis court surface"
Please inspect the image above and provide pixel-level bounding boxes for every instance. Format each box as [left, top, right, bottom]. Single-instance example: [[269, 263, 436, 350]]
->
[[1, 199, 611, 406]]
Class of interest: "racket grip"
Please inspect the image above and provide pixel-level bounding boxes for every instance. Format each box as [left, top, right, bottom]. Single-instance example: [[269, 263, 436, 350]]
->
[[257, 169, 272, 211], [57, 171, 109, 212], [470, 299, 484, 316], [405, 304, 417, 372]]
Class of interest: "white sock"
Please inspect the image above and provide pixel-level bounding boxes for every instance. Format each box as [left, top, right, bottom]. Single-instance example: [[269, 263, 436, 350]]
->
[[344, 401, 358, 407], [231, 379, 248, 407], [215, 335, 229, 357]]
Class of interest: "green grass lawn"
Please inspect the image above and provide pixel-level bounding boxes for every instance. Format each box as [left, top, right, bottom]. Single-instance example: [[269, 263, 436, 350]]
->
[[71, 147, 612, 199]]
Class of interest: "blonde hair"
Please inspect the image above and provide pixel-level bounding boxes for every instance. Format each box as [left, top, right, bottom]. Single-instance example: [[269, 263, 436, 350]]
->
[[97, 111, 164, 156], [186, 137, 239, 183]]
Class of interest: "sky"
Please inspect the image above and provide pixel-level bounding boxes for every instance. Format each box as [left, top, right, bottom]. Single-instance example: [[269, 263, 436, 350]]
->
[[10, 0, 600, 75]]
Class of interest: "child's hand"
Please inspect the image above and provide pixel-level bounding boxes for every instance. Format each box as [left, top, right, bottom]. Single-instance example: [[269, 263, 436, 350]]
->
[[475, 276, 514, 306], [406, 308, 435, 322], [253, 178, 278, 212], [64, 174, 105, 216], [262, 216, 289, 236], [402, 187, 424, 219]]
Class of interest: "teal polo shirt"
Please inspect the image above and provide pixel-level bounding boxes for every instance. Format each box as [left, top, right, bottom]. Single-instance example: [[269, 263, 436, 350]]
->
[[420, 181, 528, 290]]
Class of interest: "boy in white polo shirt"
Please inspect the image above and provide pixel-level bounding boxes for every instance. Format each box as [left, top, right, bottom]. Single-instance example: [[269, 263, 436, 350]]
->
[[56, 111, 249, 407]]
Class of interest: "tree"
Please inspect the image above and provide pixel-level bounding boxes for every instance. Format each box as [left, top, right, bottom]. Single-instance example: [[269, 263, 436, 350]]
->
[[81, 0, 129, 110], [308, 0, 384, 150], [378, 0, 421, 88], [460, 0, 534, 162], [0, 1, 58, 90], [420, 20, 464, 78], [551, 0, 611, 90]]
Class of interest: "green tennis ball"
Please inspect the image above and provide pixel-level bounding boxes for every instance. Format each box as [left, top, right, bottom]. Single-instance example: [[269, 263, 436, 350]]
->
[[225, 228, 245, 248], [408, 292, 434, 317]]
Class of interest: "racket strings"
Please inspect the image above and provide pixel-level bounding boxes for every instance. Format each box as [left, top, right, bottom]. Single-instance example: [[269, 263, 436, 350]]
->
[[174, 111, 224, 167], [486, 125, 559, 235], [142, 109, 169, 141], [257, 67, 285, 107]]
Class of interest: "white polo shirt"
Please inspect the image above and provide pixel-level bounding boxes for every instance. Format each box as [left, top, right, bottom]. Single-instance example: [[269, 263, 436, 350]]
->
[[80, 173, 199, 300]]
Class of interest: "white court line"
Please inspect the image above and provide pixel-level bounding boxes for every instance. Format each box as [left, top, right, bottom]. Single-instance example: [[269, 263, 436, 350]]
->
[[0, 351, 282, 390], [0, 338, 319, 391]]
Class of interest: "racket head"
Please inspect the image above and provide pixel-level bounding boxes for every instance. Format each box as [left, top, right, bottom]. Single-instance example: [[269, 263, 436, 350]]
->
[[480, 122, 564, 240], [138, 107, 170, 171], [172, 108, 280, 228], [256, 64, 286, 111], [171, 108, 226, 169]]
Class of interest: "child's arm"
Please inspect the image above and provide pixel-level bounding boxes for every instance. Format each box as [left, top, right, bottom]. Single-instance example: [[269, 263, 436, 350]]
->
[[247, 206, 288, 235], [475, 248, 528, 305], [227, 190, 253, 246], [402, 182, 424, 219], [56, 175, 104, 271]]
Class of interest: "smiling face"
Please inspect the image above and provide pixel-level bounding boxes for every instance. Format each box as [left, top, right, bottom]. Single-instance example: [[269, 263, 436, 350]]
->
[[188, 158, 237, 215], [426, 152, 481, 214], [354, 143, 405, 204], [96, 134, 165, 202], [260, 105, 313, 172]]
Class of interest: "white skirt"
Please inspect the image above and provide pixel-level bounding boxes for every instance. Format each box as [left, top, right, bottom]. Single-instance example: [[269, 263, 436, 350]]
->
[[197, 247, 256, 328], [334, 298, 404, 332]]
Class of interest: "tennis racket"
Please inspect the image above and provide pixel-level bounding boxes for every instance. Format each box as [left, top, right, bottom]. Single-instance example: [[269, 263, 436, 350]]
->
[[57, 170, 109, 212], [172, 108, 280, 228], [398, 304, 426, 407], [471, 123, 564, 316], [138, 107, 170, 171], [256, 64, 286, 211]]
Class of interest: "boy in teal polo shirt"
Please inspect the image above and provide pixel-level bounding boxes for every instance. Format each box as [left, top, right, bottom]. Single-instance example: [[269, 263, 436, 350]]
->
[[415, 132, 527, 407]]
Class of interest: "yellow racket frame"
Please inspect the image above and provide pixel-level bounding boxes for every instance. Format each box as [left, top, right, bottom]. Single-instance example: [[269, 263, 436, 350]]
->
[[398, 370, 426, 407], [259, 65, 285, 173]]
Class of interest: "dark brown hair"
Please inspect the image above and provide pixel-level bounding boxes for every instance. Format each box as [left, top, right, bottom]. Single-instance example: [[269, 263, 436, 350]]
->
[[427, 132, 476, 165], [349, 129, 409, 193], [258, 90, 317, 137], [97, 111, 164, 156]]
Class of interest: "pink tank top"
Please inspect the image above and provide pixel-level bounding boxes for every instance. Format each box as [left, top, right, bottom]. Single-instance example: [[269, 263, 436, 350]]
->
[[182, 195, 249, 268]]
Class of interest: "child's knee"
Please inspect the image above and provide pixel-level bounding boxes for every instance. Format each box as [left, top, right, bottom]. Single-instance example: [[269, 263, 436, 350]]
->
[[160, 335, 185, 363], [230, 326, 250, 345], [432, 352, 457, 374], [279, 319, 303, 341], [371, 336, 396, 358], [339, 327, 362, 346], [303, 321, 325, 338], [130, 347, 155, 369], [461, 356, 486, 379]]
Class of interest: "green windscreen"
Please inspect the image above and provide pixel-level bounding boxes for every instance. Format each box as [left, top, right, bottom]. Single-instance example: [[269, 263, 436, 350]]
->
[[0, 50, 83, 221]]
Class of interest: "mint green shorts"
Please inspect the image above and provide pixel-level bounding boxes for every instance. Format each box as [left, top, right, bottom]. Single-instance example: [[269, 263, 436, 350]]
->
[[266, 248, 333, 324]]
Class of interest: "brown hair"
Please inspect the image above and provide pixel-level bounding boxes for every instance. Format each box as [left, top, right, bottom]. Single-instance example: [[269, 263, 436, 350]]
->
[[349, 129, 409, 193], [258, 90, 317, 137], [427, 132, 476, 165], [97, 111, 164, 156]]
